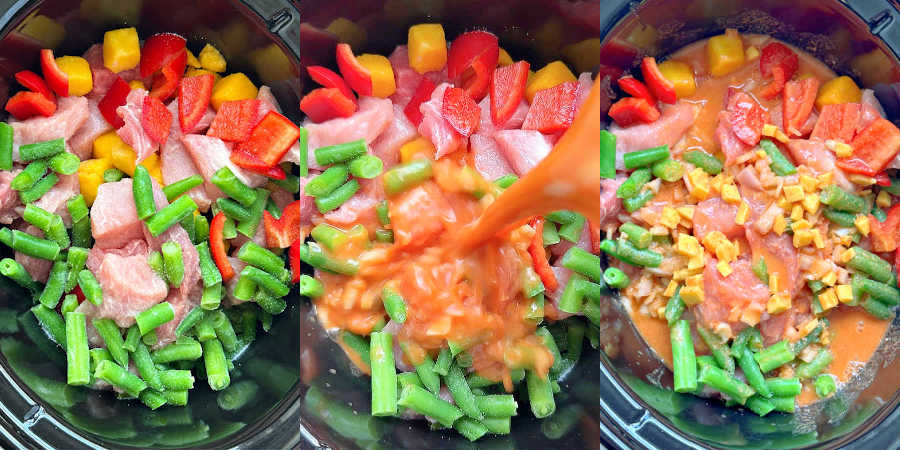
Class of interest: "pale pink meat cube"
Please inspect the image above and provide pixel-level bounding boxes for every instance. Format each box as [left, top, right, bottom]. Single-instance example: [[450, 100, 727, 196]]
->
[[91, 179, 150, 249], [476, 96, 528, 137], [69, 98, 112, 160], [116, 89, 159, 163], [0, 170, 21, 224], [370, 104, 417, 169], [181, 134, 266, 193], [610, 101, 696, 169], [469, 134, 513, 181], [324, 178, 382, 227], [418, 83, 464, 159], [304, 96, 394, 170], [493, 129, 552, 175], [33, 173, 80, 226], [162, 102, 212, 211], [10, 96, 89, 161], [82, 44, 143, 99], [88, 251, 169, 328], [785, 139, 854, 191]]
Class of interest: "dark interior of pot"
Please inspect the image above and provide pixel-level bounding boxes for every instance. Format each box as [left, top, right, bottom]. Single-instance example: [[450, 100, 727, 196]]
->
[[0, 0, 302, 448], [295, 1, 900, 449]]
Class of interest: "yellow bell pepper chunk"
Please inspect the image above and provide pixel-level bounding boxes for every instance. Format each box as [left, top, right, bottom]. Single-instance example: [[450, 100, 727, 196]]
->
[[657, 60, 696, 98], [326, 17, 367, 50], [407, 24, 448, 74], [706, 28, 744, 77], [102, 27, 140, 73], [92, 131, 128, 160], [399, 137, 436, 163], [186, 49, 202, 68], [199, 44, 227, 73], [55, 56, 93, 97], [525, 61, 576, 103], [498, 48, 513, 67], [210, 73, 258, 110], [78, 158, 113, 205], [357, 54, 396, 98], [815, 76, 862, 110]]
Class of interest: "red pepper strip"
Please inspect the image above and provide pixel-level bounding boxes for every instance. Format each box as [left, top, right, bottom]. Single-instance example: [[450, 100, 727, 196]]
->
[[179, 73, 215, 133], [70, 285, 86, 304], [528, 218, 559, 292], [403, 78, 436, 126], [230, 149, 287, 180], [209, 212, 235, 282], [207, 99, 261, 142], [335, 43, 373, 96], [640, 57, 676, 104], [5, 91, 57, 120], [759, 66, 786, 100], [760, 42, 799, 80], [307, 65, 356, 104], [448, 30, 499, 101], [289, 239, 305, 283], [440, 86, 480, 137], [40, 49, 68, 97], [616, 76, 656, 104], [727, 90, 768, 146], [140, 32, 187, 78], [141, 94, 172, 145], [149, 49, 186, 101], [868, 204, 900, 252], [522, 81, 578, 134], [14, 70, 54, 101], [263, 200, 301, 248], [782, 77, 819, 137], [490, 60, 530, 126], [235, 111, 302, 167], [608, 97, 660, 127], [98, 77, 130, 128], [299, 87, 358, 123], [837, 118, 900, 175], [876, 172, 891, 187]]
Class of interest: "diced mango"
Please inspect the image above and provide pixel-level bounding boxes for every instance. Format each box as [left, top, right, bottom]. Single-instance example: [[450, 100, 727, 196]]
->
[[735, 201, 750, 225], [849, 174, 876, 186], [128, 80, 145, 90], [408, 24, 447, 74], [55, 56, 93, 97], [818, 288, 839, 311], [802, 193, 820, 214], [498, 48, 513, 67], [799, 175, 818, 193], [706, 29, 744, 77], [854, 214, 870, 236], [110, 143, 137, 175], [687, 168, 710, 200], [92, 131, 128, 160], [357, 54, 396, 98], [773, 215, 787, 235], [688, 254, 705, 271], [793, 230, 814, 248], [399, 137, 436, 163], [326, 17, 367, 50], [658, 60, 696, 98], [740, 307, 762, 327], [525, 61, 576, 103], [78, 158, 113, 205], [199, 44, 227, 73], [675, 233, 702, 257], [210, 73, 258, 110], [186, 49, 202, 68], [816, 76, 861, 110], [721, 184, 741, 204], [680, 286, 705, 306], [663, 280, 679, 297], [716, 260, 732, 277], [103, 27, 140, 73], [821, 271, 837, 287], [783, 185, 804, 203], [790, 205, 803, 221], [660, 206, 680, 229], [767, 293, 791, 314], [835, 284, 854, 303]]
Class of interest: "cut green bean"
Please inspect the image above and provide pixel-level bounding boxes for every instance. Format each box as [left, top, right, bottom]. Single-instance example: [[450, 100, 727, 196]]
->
[[65, 312, 91, 386], [203, 339, 230, 390], [444, 364, 483, 420], [664, 287, 685, 326], [123, 326, 140, 353], [603, 267, 629, 289], [11, 229, 60, 260], [196, 242, 223, 288], [145, 195, 198, 236], [759, 139, 796, 175], [434, 348, 452, 376], [236, 241, 285, 276], [863, 297, 893, 319], [525, 370, 555, 418], [599, 130, 616, 178], [161, 241, 184, 287], [22, 203, 54, 230], [560, 246, 604, 282], [557, 212, 585, 243], [651, 158, 684, 182], [495, 174, 518, 188], [683, 150, 723, 175], [770, 395, 796, 413], [381, 287, 407, 323], [766, 377, 802, 397], [209, 310, 238, 352], [375, 200, 390, 226], [696, 326, 735, 374], [315, 139, 366, 165], [297, 128, 309, 177], [754, 340, 795, 373], [11, 160, 48, 191], [71, 218, 91, 248], [94, 360, 147, 397], [623, 145, 669, 169], [616, 168, 652, 199], [623, 189, 655, 212], [819, 184, 866, 213], [736, 345, 771, 398], [31, 304, 66, 350], [300, 242, 359, 275], [745, 395, 775, 416], [162, 175, 204, 202], [847, 247, 895, 285], [298, 274, 324, 298], [815, 374, 836, 398], [339, 330, 370, 369], [315, 179, 359, 213], [0, 258, 39, 292], [733, 326, 764, 354], [66, 194, 89, 223], [383, 159, 433, 195], [698, 364, 754, 404], [93, 318, 128, 368], [19, 138, 64, 161], [150, 337, 203, 363], [796, 348, 834, 379], [306, 165, 349, 198], [132, 165, 156, 220], [620, 222, 652, 249], [211, 167, 257, 206], [0, 123, 11, 170], [398, 384, 463, 427], [671, 320, 698, 393], [369, 331, 398, 416], [240, 265, 289, 298], [349, 154, 384, 179], [135, 302, 175, 336], [475, 394, 517, 417], [132, 341, 163, 391], [454, 416, 488, 442], [216, 198, 252, 222], [310, 223, 348, 251], [823, 208, 856, 227], [201, 283, 222, 310], [48, 152, 79, 175]]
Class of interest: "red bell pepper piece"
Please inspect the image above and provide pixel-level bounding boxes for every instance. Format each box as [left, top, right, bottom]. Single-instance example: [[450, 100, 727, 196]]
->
[[263, 200, 301, 248], [727, 90, 768, 146], [868, 204, 900, 252], [440, 86, 480, 137], [447, 31, 499, 101], [140, 33, 187, 78], [207, 99, 261, 142], [617, 76, 656, 104], [640, 57, 676, 104], [522, 81, 578, 134], [527, 218, 558, 292], [837, 118, 900, 175], [289, 239, 305, 283], [149, 49, 186, 101], [40, 49, 68, 97], [299, 88, 358, 123], [230, 149, 287, 180], [14, 70, 54, 101], [97, 77, 130, 128], [876, 172, 891, 187], [307, 65, 356, 104], [141, 94, 172, 145], [783, 77, 819, 137], [209, 212, 235, 282], [235, 111, 302, 168], [178, 73, 215, 133], [608, 97, 660, 127], [490, 60, 530, 126], [759, 42, 798, 99], [5, 91, 57, 120], [403, 78, 436, 126], [335, 43, 373, 97], [810, 103, 862, 143]]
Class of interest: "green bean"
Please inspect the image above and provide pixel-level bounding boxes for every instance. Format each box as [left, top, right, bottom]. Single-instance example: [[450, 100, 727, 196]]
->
[[92, 318, 128, 367], [142, 330, 157, 346], [11, 230, 58, 263], [410, 353, 440, 395], [796, 348, 834, 379], [0, 258, 39, 292], [0, 228, 11, 247], [130, 165, 155, 220], [546, 210, 579, 224], [732, 326, 764, 354], [696, 326, 735, 374], [296, 275, 322, 299], [398, 384, 463, 427], [217, 379, 258, 411], [759, 139, 796, 175], [766, 377, 802, 397], [201, 283, 222, 310], [698, 364, 754, 404], [310, 223, 348, 251], [195, 242, 222, 288], [349, 154, 384, 179], [123, 325, 140, 353], [145, 195, 198, 236], [161, 241, 184, 287], [306, 165, 349, 198], [671, 320, 698, 392], [271, 172, 301, 194], [683, 150, 723, 174], [664, 287, 685, 326], [65, 312, 91, 386], [158, 368, 195, 391], [300, 241, 359, 275], [209, 310, 239, 352], [22, 203, 54, 230], [651, 158, 684, 182], [444, 364, 482, 420], [539, 221, 559, 247], [815, 374, 836, 398], [616, 168, 652, 199], [240, 265, 289, 298], [599, 130, 616, 178], [557, 212, 585, 243], [454, 416, 488, 442], [48, 152, 79, 175], [315, 139, 366, 165], [136, 302, 175, 335], [0, 122, 11, 170], [139, 389, 166, 410], [374, 229, 393, 243], [132, 341, 163, 391], [339, 330, 370, 369], [94, 360, 147, 397], [90, 347, 112, 367], [11, 160, 48, 191], [525, 370, 555, 418], [236, 241, 285, 276], [31, 304, 66, 350], [71, 218, 91, 248], [383, 159, 433, 195], [147, 251, 165, 279], [216, 197, 252, 222], [369, 331, 397, 416], [754, 340, 795, 373], [298, 128, 309, 177], [858, 276, 900, 305], [619, 222, 652, 249], [823, 208, 856, 227], [557, 273, 586, 314], [863, 297, 893, 319], [19, 138, 64, 161], [819, 184, 866, 213], [603, 267, 629, 289], [433, 347, 452, 376], [847, 247, 895, 285], [66, 194, 89, 223], [600, 238, 662, 267], [162, 175, 204, 202], [150, 337, 203, 363], [194, 315, 217, 342], [770, 395, 796, 413], [211, 167, 257, 206], [162, 389, 188, 406], [559, 246, 604, 283], [623, 145, 669, 169], [736, 345, 771, 398], [623, 189, 655, 212], [315, 178, 359, 213], [231, 273, 257, 302], [381, 286, 407, 323], [494, 174, 518, 188], [475, 394, 517, 417], [38, 261, 67, 308], [745, 395, 775, 416]]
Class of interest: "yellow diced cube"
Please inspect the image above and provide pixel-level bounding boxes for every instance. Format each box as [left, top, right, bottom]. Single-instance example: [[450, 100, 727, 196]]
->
[[198, 44, 227, 73], [783, 185, 804, 203], [92, 131, 127, 160], [525, 61, 576, 103], [186, 49, 201, 68], [774, 129, 789, 143], [715, 241, 738, 262], [716, 260, 733, 277], [854, 214, 870, 236], [740, 308, 762, 326], [745, 46, 760, 60], [660, 206, 680, 229], [733, 201, 749, 226], [688, 254, 705, 270], [792, 219, 811, 231], [819, 288, 839, 311], [407, 24, 447, 74], [657, 60, 696, 98], [756, 149, 768, 160], [799, 175, 818, 193], [675, 233, 701, 256], [77, 158, 113, 205], [816, 75, 862, 110], [498, 47, 513, 67], [762, 124, 777, 137], [817, 172, 833, 187], [769, 272, 781, 293], [357, 54, 396, 98], [812, 229, 825, 249], [184, 68, 220, 82], [55, 56, 92, 96], [841, 248, 857, 265], [767, 293, 791, 314], [793, 230, 813, 248], [835, 284, 854, 303], [801, 194, 820, 214], [687, 168, 710, 200], [706, 28, 744, 77], [790, 204, 804, 221], [776, 195, 790, 209], [663, 280, 679, 298], [821, 271, 838, 287], [399, 137, 436, 163], [128, 79, 145, 90], [677, 206, 695, 220], [680, 286, 705, 305], [103, 27, 140, 73], [721, 184, 741, 204], [773, 215, 787, 235], [877, 191, 892, 208], [326, 17, 367, 49], [834, 141, 853, 158], [210, 73, 258, 110], [701, 230, 727, 250]]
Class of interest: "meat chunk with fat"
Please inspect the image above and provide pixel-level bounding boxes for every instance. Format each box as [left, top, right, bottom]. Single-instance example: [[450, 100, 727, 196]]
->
[[493, 129, 552, 175], [304, 96, 394, 170], [116, 89, 158, 163], [610, 101, 696, 169], [10, 96, 89, 161]]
